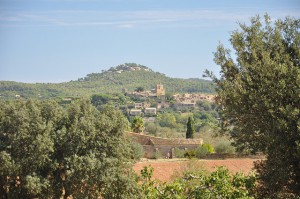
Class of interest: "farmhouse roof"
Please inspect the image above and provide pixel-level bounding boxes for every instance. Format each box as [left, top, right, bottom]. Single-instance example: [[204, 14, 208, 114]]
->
[[148, 138, 202, 145], [128, 132, 202, 146]]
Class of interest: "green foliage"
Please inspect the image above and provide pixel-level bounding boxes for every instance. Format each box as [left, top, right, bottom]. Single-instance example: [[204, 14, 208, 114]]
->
[[144, 122, 158, 135], [194, 146, 208, 158], [202, 143, 215, 153], [0, 99, 139, 198], [131, 142, 144, 160], [155, 126, 177, 138], [174, 148, 185, 158], [131, 116, 145, 133], [144, 108, 220, 139], [91, 93, 112, 107], [140, 166, 186, 199], [208, 15, 300, 196], [140, 166, 160, 199], [157, 113, 178, 129], [186, 167, 257, 198], [135, 86, 145, 92], [198, 125, 232, 148], [140, 165, 154, 182], [154, 150, 163, 159], [194, 144, 214, 159], [156, 109, 218, 138], [215, 141, 235, 154], [184, 150, 196, 159], [197, 101, 212, 111], [186, 116, 195, 139], [139, 165, 257, 199]]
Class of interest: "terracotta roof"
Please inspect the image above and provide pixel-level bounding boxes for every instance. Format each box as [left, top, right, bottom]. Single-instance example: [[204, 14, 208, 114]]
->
[[128, 132, 202, 146], [149, 138, 202, 145]]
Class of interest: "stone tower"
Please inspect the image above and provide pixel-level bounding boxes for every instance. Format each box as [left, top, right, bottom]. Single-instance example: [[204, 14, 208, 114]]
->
[[156, 84, 165, 97]]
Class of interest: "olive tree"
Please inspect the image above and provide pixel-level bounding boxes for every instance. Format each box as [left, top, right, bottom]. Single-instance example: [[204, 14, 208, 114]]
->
[[0, 99, 140, 198], [207, 15, 300, 197]]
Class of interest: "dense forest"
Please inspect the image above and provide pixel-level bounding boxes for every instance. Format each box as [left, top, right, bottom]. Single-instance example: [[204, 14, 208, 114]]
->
[[0, 63, 215, 100]]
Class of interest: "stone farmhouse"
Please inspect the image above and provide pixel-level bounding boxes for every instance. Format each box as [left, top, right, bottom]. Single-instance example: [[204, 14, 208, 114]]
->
[[129, 132, 203, 159]]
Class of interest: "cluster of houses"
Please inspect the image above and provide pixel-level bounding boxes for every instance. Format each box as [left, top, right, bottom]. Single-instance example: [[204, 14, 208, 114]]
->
[[130, 105, 157, 116], [173, 93, 215, 110], [129, 84, 165, 116], [128, 84, 215, 116]]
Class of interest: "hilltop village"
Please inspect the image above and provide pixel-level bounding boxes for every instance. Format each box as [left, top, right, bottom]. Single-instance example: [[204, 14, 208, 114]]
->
[[123, 83, 216, 159], [126, 83, 215, 117]]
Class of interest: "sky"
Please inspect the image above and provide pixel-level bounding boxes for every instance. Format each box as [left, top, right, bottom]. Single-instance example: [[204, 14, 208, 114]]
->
[[0, 0, 299, 83]]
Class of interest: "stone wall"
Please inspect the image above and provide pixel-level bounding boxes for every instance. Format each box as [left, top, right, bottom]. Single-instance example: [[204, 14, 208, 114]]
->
[[156, 145, 202, 159], [143, 145, 156, 159]]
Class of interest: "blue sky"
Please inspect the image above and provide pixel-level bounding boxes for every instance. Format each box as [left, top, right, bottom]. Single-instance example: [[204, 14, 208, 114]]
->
[[0, 0, 299, 83]]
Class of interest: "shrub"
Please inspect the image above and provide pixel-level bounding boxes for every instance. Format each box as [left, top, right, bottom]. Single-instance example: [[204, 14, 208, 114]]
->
[[194, 143, 215, 159], [187, 167, 257, 198], [194, 146, 208, 158], [144, 122, 158, 135], [139, 165, 257, 199], [131, 142, 144, 160], [174, 148, 185, 158], [215, 141, 235, 154], [184, 150, 196, 159], [202, 143, 215, 153], [154, 150, 162, 159]]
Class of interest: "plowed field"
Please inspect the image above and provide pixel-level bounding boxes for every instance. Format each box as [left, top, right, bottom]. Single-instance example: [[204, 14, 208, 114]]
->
[[134, 158, 260, 182]]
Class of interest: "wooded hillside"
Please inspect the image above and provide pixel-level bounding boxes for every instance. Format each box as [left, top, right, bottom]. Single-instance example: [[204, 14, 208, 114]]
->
[[0, 63, 215, 99]]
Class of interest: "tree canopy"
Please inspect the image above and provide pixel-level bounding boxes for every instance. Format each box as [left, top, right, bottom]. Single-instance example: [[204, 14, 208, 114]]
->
[[0, 99, 139, 198], [131, 116, 144, 133], [208, 15, 300, 197]]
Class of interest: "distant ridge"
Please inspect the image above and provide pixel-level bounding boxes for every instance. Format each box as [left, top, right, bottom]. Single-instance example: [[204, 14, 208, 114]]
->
[[0, 63, 215, 99]]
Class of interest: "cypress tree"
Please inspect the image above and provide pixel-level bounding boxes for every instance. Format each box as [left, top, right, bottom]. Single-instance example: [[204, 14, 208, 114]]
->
[[186, 116, 195, 139]]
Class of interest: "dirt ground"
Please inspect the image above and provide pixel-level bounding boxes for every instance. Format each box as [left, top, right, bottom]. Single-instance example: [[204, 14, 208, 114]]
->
[[133, 158, 261, 182]]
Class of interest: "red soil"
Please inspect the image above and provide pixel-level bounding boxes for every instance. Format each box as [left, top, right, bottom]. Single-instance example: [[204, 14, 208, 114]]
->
[[133, 158, 260, 182]]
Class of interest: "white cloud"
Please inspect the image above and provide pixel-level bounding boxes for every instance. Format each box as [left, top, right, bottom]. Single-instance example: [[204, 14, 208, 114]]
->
[[1, 8, 299, 28]]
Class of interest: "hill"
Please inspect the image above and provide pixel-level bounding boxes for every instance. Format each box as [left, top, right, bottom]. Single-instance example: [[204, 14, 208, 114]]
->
[[0, 63, 215, 99]]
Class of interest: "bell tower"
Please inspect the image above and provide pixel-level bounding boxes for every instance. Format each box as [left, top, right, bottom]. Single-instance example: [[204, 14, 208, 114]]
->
[[156, 84, 165, 97]]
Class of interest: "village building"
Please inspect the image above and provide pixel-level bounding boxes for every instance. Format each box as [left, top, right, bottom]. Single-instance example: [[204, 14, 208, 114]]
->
[[173, 93, 215, 104], [129, 132, 203, 159], [175, 102, 196, 110], [134, 102, 150, 109], [130, 109, 142, 116], [144, 107, 157, 115]]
